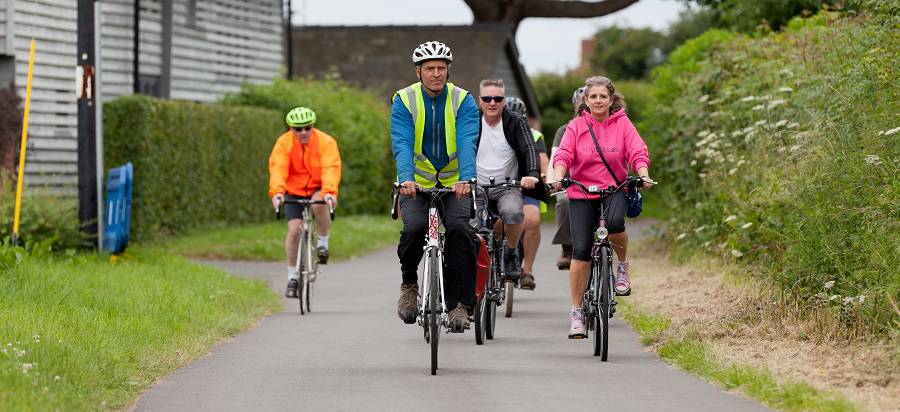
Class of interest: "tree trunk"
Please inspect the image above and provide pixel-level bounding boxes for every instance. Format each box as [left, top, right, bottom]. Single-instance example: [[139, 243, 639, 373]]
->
[[465, 0, 641, 33]]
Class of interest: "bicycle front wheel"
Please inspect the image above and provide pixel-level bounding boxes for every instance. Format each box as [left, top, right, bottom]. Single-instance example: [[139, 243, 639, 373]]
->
[[429, 257, 440, 375], [593, 246, 611, 359], [298, 233, 308, 315]]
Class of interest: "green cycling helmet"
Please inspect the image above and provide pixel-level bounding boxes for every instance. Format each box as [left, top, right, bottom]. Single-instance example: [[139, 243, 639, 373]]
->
[[285, 107, 316, 127]]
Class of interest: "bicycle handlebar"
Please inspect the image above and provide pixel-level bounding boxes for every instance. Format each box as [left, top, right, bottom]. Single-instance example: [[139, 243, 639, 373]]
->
[[274, 198, 335, 221], [390, 180, 477, 221], [547, 176, 658, 197]]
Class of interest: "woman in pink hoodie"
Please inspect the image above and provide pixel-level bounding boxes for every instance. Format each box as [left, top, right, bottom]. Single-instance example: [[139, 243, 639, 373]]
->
[[551, 76, 654, 339]]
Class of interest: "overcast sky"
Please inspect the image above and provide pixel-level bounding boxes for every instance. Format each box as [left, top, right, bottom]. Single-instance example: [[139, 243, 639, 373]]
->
[[292, 0, 686, 74]]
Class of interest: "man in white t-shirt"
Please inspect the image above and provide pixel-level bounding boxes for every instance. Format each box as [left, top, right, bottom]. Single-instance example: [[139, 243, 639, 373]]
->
[[475, 79, 547, 279]]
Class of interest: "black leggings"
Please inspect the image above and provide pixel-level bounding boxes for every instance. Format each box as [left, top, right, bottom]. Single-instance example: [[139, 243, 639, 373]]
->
[[568, 192, 627, 262]]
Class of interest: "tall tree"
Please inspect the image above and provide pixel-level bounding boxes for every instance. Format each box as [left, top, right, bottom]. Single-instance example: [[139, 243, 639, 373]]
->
[[464, 0, 641, 33]]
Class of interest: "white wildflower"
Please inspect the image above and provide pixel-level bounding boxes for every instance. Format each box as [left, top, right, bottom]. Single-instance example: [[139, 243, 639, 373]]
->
[[676, 233, 687, 240], [788, 122, 800, 129], [724, 215, 737, 222], [767, 99, 786, 109], [690, 160, 697, 166], [21, 363, 33, 374], [728, 168, 738, 175], [879, 126, 900, 136], [864, 155, 883, 165], [55, 376, 61, 381], [703, 241, 712, 248], [698, 130, 710, 138], [699, 173, 707, 179], [842, 296, 855, 306], [778, 147, 787, 153], [824, 280, 835, 289], [730, 249, 744, 258], [752, 104, 765, 111], [858, 295, 866, 304], [755, 120, 767, 127], [775, 119, 788, 128], [741, 222, 753, 229], [740, 96, 756, 102], [32, 335, 40, 343], [737, 159, 747, 167], [778, 87, 794, 93], [829, 294, 840, 301], [707, 133, 718, 140], [732, 129, 744, 138], [699, 94, 710, 103], [694, 225, 707, 233], [710, 111, 723, 117], [790, 145, 801, 152]]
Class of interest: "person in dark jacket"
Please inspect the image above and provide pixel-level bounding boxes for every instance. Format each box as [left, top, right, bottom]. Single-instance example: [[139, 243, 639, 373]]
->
[[475, 79, 547, 279]]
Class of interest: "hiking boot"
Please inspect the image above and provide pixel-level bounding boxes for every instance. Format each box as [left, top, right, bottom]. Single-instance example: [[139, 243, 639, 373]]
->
[[568, 308, 586, 339], [503, 248, 523, 280], [557, 245, 572, 270], [520, 272, 536, 290], [284, 278, 299, 298], [615, 262, 632, 296], [317, 246, 329, 265], [397, 284, 419, 324], [448, 304, 469, 333]]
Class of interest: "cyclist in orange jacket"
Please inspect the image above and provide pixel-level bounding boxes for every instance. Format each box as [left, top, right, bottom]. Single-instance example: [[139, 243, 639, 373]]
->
[[269, 107, 342, 298]]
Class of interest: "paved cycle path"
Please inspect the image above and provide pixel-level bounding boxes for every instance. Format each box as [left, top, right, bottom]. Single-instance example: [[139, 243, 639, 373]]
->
[[134, 222, 769, 412]]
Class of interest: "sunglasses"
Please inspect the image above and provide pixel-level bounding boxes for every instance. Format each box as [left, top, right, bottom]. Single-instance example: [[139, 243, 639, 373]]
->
[[480, 96, 505, 103], [292, 126, 313, 132]]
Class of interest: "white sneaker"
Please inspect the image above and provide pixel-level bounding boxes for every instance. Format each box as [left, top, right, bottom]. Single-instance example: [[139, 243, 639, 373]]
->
[[568, 308, 586, 339]]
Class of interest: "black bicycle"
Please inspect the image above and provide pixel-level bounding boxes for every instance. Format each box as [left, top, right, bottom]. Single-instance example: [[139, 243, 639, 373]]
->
[[472, 177, 522, 345], [275, 196, 334, 315], [391, 182, 476, 375], [551, 175, 655, 359]]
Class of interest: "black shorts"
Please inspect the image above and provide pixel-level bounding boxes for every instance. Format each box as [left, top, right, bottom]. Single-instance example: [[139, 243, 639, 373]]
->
[[568, 192, 627, 262], [284, 194, 311, 220]]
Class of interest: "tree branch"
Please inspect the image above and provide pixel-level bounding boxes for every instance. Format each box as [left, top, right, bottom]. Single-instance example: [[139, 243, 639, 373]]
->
[[519, 0, 641, 19]]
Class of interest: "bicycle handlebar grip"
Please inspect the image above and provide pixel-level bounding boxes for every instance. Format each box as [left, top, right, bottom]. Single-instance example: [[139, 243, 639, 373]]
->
[[275, 207, 282, 220], [390, 182, 400, 221]]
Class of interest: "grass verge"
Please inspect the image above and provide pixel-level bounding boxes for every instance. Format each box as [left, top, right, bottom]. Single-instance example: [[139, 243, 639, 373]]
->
[[0, 248, 281, 411], [155, 214, 400, 261], [620, 301, 860, 412]]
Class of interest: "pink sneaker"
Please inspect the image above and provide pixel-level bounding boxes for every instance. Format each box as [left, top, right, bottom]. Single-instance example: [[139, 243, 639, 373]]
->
[[568, 308, 586, 339], [615, 262, 631, 296]]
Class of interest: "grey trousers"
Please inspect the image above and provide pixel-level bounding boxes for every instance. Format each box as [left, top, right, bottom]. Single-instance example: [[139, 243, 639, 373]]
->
[[552, 194, 572, 246]]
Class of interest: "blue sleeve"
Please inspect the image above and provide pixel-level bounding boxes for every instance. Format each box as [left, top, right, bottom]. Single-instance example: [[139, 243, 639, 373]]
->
[[455, 94, 480, 181], [390, 95, 415, 183]]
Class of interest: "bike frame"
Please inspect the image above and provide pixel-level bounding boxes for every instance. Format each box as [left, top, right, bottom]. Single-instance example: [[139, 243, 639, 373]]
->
[[419, 203, 448, 328]]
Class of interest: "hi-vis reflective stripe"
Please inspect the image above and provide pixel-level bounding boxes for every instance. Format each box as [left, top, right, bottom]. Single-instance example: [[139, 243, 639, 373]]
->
[[450, 87, 462, 117], [414, 167, 459, 181], [404, 87, 419, 122]]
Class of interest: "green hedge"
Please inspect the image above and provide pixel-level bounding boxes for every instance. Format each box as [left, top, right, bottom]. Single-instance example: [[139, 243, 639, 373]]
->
[[644, 10, 899, 334], [104, 95, 284, 240], [223, 78, 394, 215]]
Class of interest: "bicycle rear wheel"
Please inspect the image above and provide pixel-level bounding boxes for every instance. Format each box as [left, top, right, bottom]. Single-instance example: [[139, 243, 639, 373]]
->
[[485, 266, 499, 340], [504, 281, 514, 318], [429, 257, 440, 375], [474, 295, 486, 345], [593, 246, 611, 359]]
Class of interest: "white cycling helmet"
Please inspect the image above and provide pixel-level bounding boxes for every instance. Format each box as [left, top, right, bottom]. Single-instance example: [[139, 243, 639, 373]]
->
[[506, 97, 527, 116], [412, 41, 453, 65]]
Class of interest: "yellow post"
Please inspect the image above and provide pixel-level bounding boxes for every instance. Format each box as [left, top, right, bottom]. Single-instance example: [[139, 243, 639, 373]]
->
[[12, 39, 36, 245]]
